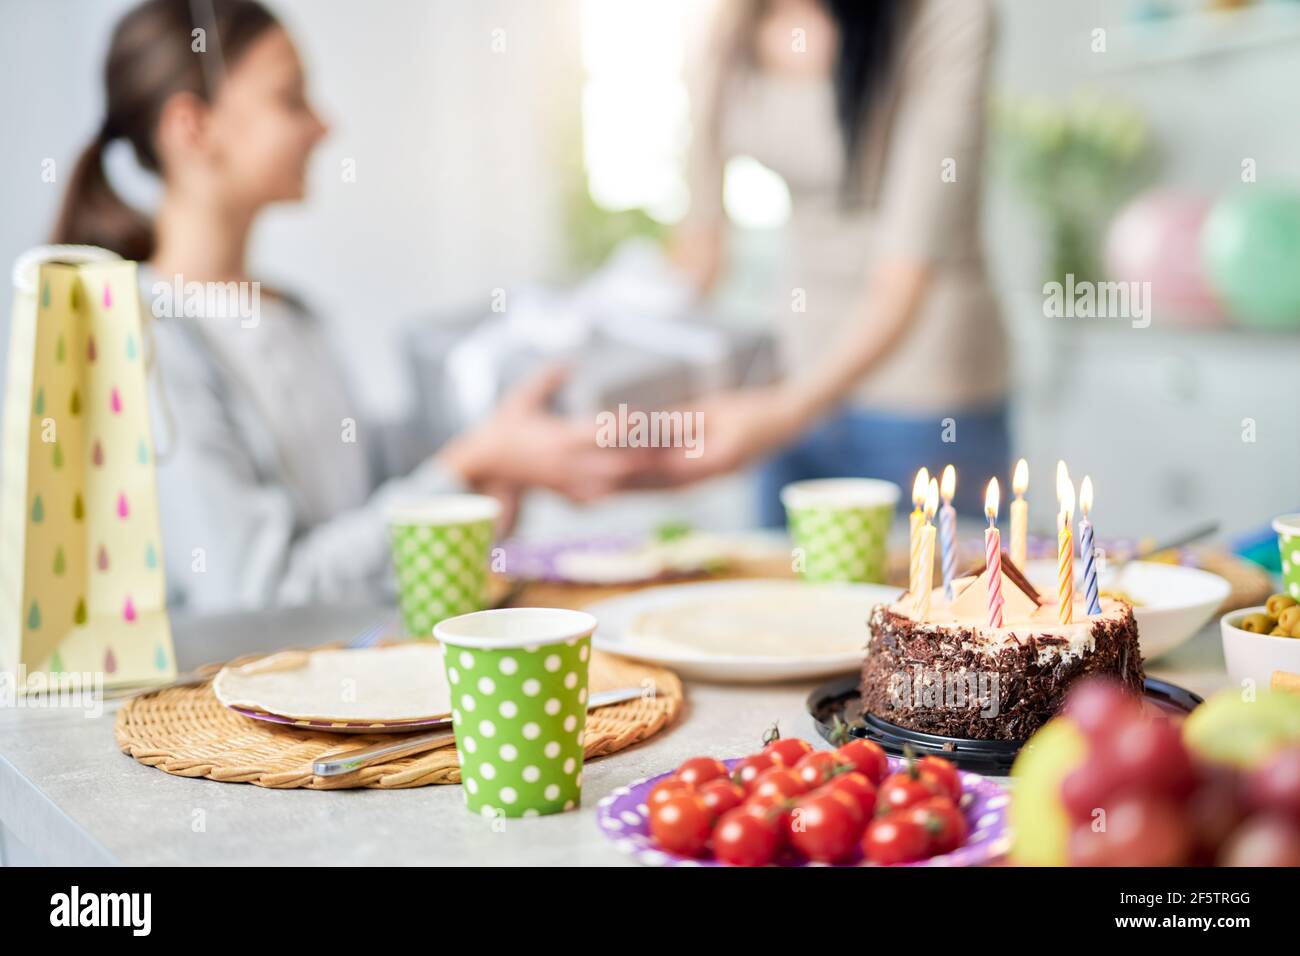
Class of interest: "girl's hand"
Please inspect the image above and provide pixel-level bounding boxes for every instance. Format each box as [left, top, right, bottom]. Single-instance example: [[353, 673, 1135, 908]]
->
[[440, 366, 658, 502]]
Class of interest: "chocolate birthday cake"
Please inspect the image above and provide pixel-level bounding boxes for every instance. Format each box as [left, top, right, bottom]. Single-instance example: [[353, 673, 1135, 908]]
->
[[859, 555, 1144, 741]]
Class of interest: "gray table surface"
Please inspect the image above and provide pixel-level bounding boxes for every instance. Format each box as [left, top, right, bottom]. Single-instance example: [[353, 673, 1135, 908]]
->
[[0, 604, 1231, 866]]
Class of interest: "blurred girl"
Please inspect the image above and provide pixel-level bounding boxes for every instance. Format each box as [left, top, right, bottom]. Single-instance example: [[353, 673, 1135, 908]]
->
[[52, 0, 646, 611]]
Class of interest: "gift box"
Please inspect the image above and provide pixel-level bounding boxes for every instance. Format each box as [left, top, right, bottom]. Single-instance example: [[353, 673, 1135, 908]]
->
[[408, 241, 775, 437]]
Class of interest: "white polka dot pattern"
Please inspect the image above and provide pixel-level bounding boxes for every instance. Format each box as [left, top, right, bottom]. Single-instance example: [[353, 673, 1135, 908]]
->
[[442, 634, 590, 816]]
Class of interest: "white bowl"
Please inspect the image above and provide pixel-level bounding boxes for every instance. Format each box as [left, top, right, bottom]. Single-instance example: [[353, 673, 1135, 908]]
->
[[1025, 559, 1231, 661], [1221, 606, 1300, 689]]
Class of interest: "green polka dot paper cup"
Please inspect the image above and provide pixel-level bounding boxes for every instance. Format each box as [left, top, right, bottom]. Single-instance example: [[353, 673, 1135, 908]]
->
[[781, 478, 900, 583], [434, 608, 596, 818], [388, 496, 500, 637], [1275, 514, 1300, 601]]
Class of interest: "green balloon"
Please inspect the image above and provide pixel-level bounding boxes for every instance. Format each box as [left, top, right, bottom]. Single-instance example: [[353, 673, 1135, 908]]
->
[[1201, 189, 1300, 328]]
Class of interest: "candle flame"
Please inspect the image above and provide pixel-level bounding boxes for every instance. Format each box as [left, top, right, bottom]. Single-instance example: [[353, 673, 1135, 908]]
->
[[1060, 478, 1076, 520], [1080, 475, 1093, 516], [985, 477, 1000, 522], [1013, 458, 1029, 497], [940, 465, 956, 503], [912, 467, 930, 509], [1056, 460, 1071, 502], [925, 477, 939, 519]]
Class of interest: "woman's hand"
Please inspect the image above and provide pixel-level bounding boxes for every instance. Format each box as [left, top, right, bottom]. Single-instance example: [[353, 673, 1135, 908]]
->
[[440, 366, 658, 503]]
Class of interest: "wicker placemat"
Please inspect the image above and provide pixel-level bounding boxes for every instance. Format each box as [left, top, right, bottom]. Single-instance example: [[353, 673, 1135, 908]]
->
[[115, 650, 683, 789]]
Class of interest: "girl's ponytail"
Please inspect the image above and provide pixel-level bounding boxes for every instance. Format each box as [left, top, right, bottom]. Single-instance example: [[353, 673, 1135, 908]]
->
[[52, 126, 155, 261]]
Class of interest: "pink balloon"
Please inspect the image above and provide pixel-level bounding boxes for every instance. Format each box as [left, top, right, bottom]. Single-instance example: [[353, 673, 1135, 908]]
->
[[1104, 190, 1225, 325]]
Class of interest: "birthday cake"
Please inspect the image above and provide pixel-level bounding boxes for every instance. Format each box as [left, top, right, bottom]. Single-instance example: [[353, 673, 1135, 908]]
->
[[859, 555, 1144, 741]]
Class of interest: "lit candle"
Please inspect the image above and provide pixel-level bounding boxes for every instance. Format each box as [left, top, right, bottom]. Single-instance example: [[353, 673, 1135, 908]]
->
[[1055, 461, 1070, 532], [985, 478, 1004, 628], [939, 465, 958, 601], [1057, 472, 1075, 625], [1079, 476, 1100, 616], [1010, 458, 1029, 570], [913, 479, 939, 620], [908, 467, 929, 599]]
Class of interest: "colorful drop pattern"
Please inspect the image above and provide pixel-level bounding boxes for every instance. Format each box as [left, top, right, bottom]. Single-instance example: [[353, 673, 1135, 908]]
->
[[17, 264, 175, 681]]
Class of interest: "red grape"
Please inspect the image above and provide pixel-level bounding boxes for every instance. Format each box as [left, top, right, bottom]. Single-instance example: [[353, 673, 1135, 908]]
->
[[1064, 678, 1138, 739], [1218, 814, 1300, 867], [1066, 795, 1191, 867], [1244, 746, 1300, 820], [1109, 716, 1195, 799]]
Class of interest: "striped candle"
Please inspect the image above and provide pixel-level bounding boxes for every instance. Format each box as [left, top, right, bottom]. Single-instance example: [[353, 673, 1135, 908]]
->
[[985, 479, 1004, 628], [1080, 476, 1100, 615], [913, 478, 940, 620], [939, 465, 957, 601], [1057, 478, 1075, 625]]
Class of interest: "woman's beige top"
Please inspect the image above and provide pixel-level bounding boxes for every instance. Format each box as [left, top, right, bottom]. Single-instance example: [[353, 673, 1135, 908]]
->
[[687, 0, 1009, 413]]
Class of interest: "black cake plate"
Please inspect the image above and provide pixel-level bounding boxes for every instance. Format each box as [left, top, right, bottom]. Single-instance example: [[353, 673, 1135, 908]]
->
[[806, 674, 1203, 777]]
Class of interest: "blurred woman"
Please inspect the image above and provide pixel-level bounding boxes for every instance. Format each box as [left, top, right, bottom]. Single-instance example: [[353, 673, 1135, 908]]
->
[[670, 0, 1010, 518], [51, 0, 648, 611]]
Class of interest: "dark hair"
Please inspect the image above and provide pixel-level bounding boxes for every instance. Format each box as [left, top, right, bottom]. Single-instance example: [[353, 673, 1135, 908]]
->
[[51, 0, 278, 260], [823, 0, 904, 198]]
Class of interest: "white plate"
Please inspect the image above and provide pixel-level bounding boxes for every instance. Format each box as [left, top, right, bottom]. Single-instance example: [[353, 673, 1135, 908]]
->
[[587, 579, 900, 683], [1024, 559, 1230, 661]]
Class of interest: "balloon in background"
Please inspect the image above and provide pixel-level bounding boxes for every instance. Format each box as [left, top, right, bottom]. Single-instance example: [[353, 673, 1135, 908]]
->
[[1104, 190, 1224, 325], [1201, 189, 1300, 330]]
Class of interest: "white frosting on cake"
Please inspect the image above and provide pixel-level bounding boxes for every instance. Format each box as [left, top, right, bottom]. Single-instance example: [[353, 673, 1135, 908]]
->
[[886, 589, 1130, 663]]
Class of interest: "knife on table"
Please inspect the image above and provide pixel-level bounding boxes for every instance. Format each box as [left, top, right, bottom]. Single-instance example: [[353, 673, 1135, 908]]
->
[[311, 686, 646, 777]]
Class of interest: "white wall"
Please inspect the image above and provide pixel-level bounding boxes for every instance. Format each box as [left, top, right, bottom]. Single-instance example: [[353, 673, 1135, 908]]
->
[[0, 0, 582, 414]]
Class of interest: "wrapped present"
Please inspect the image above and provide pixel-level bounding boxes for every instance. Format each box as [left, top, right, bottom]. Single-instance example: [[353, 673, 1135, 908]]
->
[[410, 241, 775, 433]]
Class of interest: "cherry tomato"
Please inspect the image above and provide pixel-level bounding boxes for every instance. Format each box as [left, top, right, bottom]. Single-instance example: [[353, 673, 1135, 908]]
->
[[743, 791, 793, 832], [676, 756, 728, 788], [750, 767, 808, 804], [836, 739, 890, 785], [713, 807, 781, 866], [648, 792, 712, 857], [904, 797, 968, 855], [731, 752, 776, 794], [647, 776, 690, 808], [823, 771, 877, 820], [696, 778, 745, 818], [789, 790, 865, 864], [862, 815, 931, 865], [793, 750, 849, 790], [764, 737, 815, 767], [916, 756, 962, 804], [876, 772, 938, 816]]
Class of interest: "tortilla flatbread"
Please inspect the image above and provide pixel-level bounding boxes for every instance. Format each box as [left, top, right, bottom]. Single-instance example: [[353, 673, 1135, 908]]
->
[[213, 644, 451, 722], [627, 583, 870, 659]]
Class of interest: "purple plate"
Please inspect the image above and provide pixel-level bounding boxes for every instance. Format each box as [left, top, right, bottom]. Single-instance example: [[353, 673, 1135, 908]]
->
[[595, 756, 1011, 867], [498, 535, 647, 583], [228, 705, 449, 735]]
